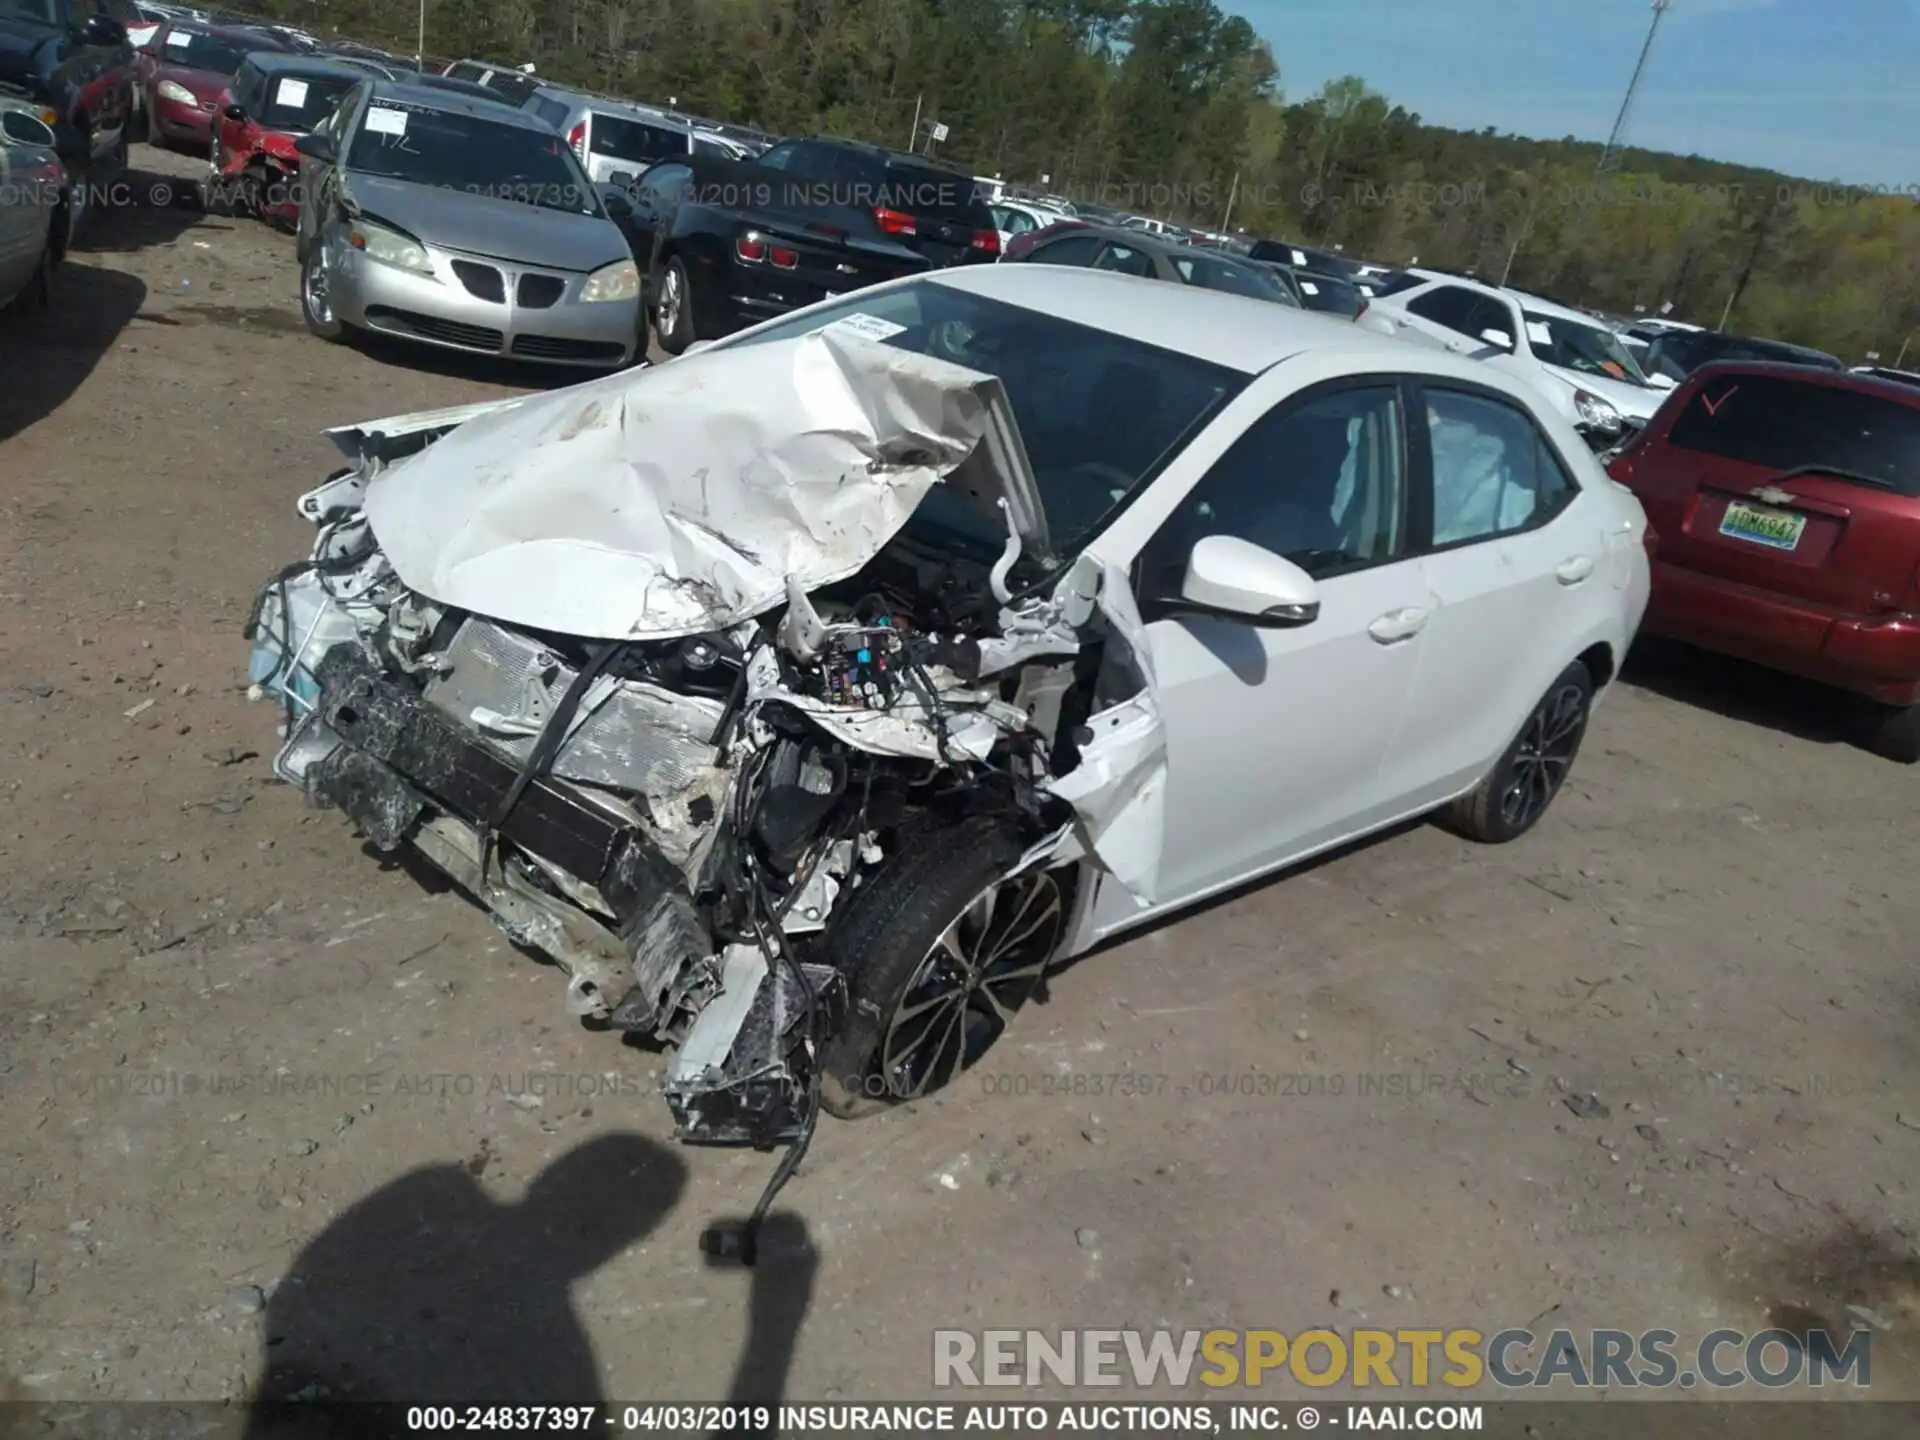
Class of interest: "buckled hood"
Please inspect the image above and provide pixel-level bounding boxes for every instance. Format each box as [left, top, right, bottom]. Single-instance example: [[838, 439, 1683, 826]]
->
[[337, 328, 1052, 642]]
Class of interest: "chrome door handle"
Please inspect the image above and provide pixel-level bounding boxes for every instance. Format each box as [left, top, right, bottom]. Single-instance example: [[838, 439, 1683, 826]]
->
[[1368, 607, 1430, 644], [1556, 556, 1596, 585]]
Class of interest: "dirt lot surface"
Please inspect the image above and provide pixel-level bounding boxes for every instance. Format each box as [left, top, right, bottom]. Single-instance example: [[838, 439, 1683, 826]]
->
[[3, 145, 1919, 1419]]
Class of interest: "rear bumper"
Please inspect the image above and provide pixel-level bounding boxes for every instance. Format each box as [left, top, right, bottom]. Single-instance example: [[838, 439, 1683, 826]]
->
[[1644, 560, 1920, 706]]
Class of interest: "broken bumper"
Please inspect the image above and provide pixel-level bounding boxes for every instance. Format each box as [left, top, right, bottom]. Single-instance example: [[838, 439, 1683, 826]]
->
[[284, 643, 840, 1148]]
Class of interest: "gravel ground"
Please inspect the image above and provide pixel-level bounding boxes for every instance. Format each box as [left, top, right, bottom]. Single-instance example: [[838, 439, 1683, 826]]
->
[[2, 144, 1918, 1418]]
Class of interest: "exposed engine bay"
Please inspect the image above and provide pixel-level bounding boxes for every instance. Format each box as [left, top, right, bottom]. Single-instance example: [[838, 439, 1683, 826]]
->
[[242, 329, 1167, 1211]]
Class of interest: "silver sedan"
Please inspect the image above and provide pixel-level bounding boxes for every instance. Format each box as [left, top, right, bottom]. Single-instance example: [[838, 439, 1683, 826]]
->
[[0, 105, 65, 312], [293, 80, 642, 367]]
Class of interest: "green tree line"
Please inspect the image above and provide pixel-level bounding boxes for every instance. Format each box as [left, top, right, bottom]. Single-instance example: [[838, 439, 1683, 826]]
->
[[270, 0, 1920, 362]]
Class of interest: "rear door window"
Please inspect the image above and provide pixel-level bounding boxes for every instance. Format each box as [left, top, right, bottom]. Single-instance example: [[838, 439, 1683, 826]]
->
[[1665, 375, 1920, 496], [1407, 285, 1482, 336], [1095, 241, 1156, 278]]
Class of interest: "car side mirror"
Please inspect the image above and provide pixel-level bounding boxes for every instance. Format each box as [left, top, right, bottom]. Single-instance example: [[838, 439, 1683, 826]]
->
[[1647, 372, 1676, 390], [1479, 327, 1514, 351], [1, 110, 58, 149], [81, 13, 127, 45], [606, 170, 634, 189], [598, 186, 633, 220], [1174, 535, 1321, 627], [292, 131, 334, 162], [223, 103, 248, 124]]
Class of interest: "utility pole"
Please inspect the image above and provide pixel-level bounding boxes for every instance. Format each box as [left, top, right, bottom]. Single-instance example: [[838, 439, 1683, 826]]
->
[[907, 95, 922, 151], [1597, 0, 1671, 175], [1219, 172, 1239, 234], [415, 0, 425, 69]]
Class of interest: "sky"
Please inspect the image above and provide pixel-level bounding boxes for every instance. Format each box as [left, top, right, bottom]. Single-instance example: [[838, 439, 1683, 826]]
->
[[1226, 0, 1918, 186]]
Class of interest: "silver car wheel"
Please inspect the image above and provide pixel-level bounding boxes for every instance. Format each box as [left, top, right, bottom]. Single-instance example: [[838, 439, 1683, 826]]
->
[[656, 264, 682, 337], [303, 249, 333, 326]]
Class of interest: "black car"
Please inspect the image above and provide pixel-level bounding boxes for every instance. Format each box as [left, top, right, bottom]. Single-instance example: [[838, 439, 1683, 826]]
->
[[750, 135, 1000, 268], [1246, 237, 1348, 274], [1007, 224, 1302, 307], [1257, 262, 1364, 319], [619, 151, 931, 353], [1642, 328, 1845, 383], [439, 58, 543, 105]]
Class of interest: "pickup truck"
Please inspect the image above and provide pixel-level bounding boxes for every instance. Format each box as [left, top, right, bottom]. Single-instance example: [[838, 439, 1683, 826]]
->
[[0, 0, 136, 231]]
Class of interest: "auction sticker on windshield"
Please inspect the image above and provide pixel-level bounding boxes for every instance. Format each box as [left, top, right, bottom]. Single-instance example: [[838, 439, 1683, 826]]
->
[[365, 106, 408, 137], [822, 313, 908, 343], [164, 29, 189, 47], [1525, 320, 1554, 348], [276, 78, 309, 107], [1720, 499, 1806, 551]]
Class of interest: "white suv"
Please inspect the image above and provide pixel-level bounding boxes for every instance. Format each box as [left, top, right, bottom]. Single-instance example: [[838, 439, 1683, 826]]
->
[[1363, 270, 1674, 448]]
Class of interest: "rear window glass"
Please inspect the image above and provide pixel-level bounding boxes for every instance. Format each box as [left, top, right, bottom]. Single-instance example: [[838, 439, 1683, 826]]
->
[[589, 113, 691, 164], [881, 161, 987, 221], [1666, 375, 1920, 496]]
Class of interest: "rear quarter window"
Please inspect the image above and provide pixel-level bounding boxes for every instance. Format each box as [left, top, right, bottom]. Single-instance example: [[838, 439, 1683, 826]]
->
[[1666, 374, 1920, 497]]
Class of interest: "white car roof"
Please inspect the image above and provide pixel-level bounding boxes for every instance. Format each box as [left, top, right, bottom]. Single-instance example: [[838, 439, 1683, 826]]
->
[[926, 264, 1488, 378], [1507, 291, 1612, 329]]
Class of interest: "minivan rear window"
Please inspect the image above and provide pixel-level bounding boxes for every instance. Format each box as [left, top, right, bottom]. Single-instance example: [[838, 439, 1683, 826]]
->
[[1666, 374, 1920, 496], [590, 113, 691, 164]]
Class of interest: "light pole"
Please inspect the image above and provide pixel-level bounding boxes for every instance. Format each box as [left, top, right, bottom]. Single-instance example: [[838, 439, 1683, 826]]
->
[[415, 0, 425, 69], [1597, 0, 1671, 175]]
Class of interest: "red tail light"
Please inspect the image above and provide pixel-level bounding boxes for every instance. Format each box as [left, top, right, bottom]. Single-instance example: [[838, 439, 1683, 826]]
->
[[971, 228, 1000, 255], [566, 122, 586, 162], [735, 235, 767, 263], [769, 245, 798, 269], [874, 207, 917, 236]]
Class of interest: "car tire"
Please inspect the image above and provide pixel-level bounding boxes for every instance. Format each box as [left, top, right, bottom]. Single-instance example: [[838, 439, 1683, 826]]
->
[[817, 814, 1070, 1120], [1866, 702, 1920, 764], [300, 245, 349, 344], [27, 240, 56, 310], [653, 256, 694, 355], [1442, 660, 1594, 844]]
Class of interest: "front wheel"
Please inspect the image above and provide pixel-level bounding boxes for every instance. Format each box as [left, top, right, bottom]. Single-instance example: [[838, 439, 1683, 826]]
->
[[652, 256, 694, 355], [1443, 660, 1593, 843], [818, 816, 1071, 1119], [300, 244, 349, 343]]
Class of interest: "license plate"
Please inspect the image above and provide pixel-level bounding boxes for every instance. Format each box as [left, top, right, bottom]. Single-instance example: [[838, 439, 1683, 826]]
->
[[1719, 500, 1805, 551]]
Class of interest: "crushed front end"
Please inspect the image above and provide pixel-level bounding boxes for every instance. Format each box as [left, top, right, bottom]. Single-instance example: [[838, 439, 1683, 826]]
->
[[244, 329, 1166, 1156]]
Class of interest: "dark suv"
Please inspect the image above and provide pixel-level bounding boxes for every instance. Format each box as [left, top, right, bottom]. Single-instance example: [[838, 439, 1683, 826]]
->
[[1607, 362, 1920, 760], [1642, 328, 1844, 383], [751, 136, 1000, 267]]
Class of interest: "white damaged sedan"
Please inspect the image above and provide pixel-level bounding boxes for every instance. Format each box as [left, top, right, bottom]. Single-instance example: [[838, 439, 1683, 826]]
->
[[247, 265, 1650, 1163]]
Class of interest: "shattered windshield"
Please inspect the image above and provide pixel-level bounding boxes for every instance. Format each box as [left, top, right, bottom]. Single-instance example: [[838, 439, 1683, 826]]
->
[[1524, 311, 1651, 386], [717, 282, 1246, 552]]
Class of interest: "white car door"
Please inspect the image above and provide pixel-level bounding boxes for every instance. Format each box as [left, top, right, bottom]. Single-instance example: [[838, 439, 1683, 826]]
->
[[1086, 371, 1431, 925], [1382, 378, 1609, 807], [0, 133, 36, 307]]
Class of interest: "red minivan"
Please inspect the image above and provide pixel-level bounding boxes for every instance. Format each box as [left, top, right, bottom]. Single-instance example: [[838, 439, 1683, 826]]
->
[[1607, 361, 1920, 761]]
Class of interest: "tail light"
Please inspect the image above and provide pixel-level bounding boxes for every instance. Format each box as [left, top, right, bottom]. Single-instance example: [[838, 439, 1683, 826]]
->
[[874, 207, 917, 237], [769, 245, 798, 269], [566, 122, 586, 162], [735, 234, 767, 263], [971, 228, 1000, 256]]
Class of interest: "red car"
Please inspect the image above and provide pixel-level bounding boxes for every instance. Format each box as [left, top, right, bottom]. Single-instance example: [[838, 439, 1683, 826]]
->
[[136, 22, 294, 150], [210, 52, 363, 226], [1607, 361, 1920, 760]]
